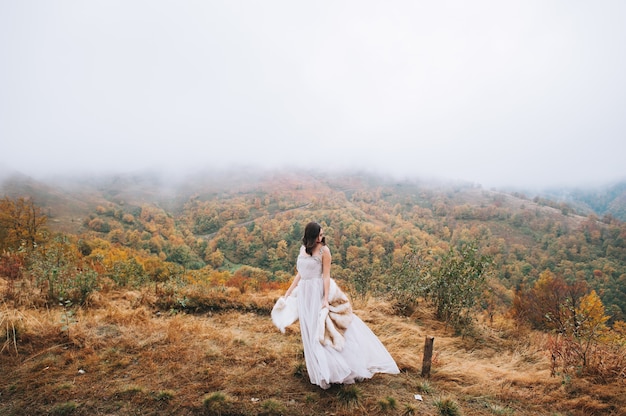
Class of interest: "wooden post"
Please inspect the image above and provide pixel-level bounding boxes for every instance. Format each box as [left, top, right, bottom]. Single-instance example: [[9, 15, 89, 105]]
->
[[421, 336, 435, 378]]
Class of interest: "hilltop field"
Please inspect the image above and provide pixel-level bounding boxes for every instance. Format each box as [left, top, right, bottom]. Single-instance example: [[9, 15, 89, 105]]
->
[[2, 285, 625, 416], [1, 169, 626, 415]]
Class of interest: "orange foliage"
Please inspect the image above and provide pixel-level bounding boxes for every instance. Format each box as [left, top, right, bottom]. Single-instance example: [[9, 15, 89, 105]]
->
[[0, 196, 47, 250]]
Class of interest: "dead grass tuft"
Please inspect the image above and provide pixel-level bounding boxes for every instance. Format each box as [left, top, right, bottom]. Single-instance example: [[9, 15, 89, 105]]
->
[[1, 302, 25, 355]]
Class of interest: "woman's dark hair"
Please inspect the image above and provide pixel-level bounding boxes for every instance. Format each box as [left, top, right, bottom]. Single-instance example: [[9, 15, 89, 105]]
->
[[303, 221, 325, 255]]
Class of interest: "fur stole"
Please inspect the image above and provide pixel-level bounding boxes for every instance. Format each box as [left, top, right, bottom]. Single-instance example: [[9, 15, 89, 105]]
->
[[317, 279, 353, 351]]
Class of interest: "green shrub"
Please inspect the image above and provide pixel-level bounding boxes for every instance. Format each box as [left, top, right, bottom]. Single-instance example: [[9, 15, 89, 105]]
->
[[108, 257, 146, 287], [260, 399, 285, 415], [29, 235, 99, 305], [403, 403, 417, 416], [337, 385, 362, 406], [378, 396, 397, 411], [203, 392, 231, 415], [417, 380, 434, 393], [293, 362, 307, 377], [50, 401, 77, 415], [155, 390, 174, 402], [434, 397, 461, 416]]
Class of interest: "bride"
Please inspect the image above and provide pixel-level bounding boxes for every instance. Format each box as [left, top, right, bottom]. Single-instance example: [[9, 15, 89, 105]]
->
[[279, 222, 400, 389]]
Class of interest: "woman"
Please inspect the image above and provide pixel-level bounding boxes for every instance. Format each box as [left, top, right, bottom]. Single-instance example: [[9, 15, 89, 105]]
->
[[283, 222, 400, 389]]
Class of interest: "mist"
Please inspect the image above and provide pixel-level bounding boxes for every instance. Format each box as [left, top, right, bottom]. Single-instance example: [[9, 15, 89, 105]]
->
[[1, 1, 625, 189]]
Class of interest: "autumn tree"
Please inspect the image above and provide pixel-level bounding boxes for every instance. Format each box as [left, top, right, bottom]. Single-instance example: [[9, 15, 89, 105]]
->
[[267, 240, 288, 271], [0, 196, 47, 250], [0, 250, 25, 299], [512, 271, 569, 330], [571, 290, 610, 368], [88, 244, 146, 288], [512, 271, 589, 332], [166, 244, 205, 271], [205, 248, 225, 268], [226, 265, 270, 293], [547, 290, 613, 376]]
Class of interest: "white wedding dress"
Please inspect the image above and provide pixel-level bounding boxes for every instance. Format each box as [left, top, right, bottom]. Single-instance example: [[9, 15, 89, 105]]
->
[[295, 246, 399, 389]]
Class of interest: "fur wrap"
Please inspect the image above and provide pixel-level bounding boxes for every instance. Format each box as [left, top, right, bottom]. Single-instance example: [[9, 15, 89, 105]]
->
[[271, 279, 354, 351]]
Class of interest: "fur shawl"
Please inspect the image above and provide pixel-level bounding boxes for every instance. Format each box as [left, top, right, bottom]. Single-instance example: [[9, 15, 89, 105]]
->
[[271, 279, 354, 351]]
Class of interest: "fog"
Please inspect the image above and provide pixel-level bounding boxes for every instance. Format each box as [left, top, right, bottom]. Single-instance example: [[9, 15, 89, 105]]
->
[[1, 1, 625, 189]]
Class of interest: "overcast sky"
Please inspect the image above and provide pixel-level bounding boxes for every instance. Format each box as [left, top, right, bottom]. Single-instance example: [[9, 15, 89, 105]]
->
[[1, 1, 625, 189]]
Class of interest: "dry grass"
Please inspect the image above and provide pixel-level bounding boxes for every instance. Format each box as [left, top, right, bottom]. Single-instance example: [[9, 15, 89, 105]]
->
[[1, 287, 625, 416]]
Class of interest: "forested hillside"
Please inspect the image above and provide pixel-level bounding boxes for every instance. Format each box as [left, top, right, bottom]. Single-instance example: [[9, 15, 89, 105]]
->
[[2, 169, 625, 319]]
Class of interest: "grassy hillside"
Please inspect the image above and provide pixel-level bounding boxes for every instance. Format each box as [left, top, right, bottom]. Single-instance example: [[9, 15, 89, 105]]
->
[[2, 286, 624, 416]]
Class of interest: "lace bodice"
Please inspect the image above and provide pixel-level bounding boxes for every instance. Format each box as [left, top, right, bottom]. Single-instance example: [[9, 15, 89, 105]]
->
[[297, 246, 323, 280]]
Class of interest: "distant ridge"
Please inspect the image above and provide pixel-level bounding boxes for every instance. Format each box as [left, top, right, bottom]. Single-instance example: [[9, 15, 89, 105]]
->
[[2, 169, 626, 224], [0, 171, 109, 234], [538, 181, 626, 221]]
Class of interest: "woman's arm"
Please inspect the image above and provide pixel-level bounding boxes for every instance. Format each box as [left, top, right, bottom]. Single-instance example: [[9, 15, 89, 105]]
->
[[321, 246, 331, 307], [284, 272, 301, 297]]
